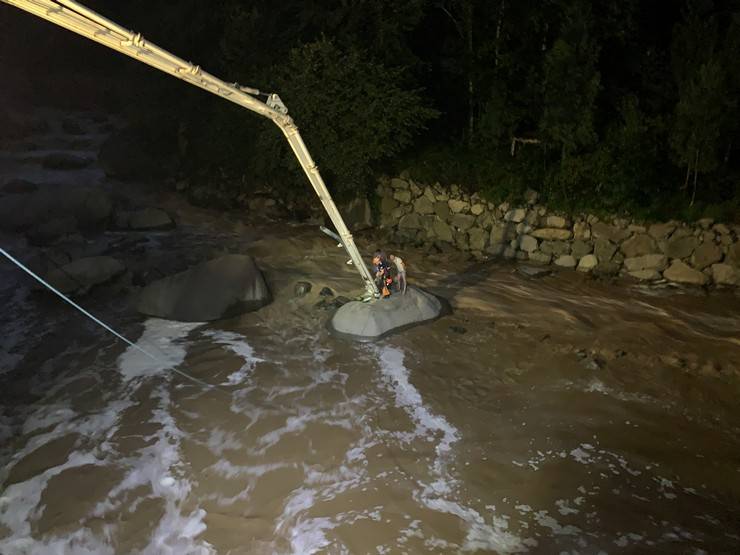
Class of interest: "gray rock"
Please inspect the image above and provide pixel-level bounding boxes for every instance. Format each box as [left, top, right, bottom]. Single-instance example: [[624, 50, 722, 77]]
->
[[591, 222, 631, 243], [663, 260, 708, 285], [663, 235, 699, 259], [448, 199, 470, 213], [594, 238, 617, 262], [593, 261, 621, 276], [540, 240, 571, 256], [128, 208, 174, 230], [294, 281, 312, 297], [543, 215, 570, 229], [577, 254, 598, 272], [518, 235, 539, 253], [623, 254, 668, 272], [393, 189, 411, 204], [433, 218, 454, 242], [451, 213, 476, 231], [413, 196, 435, 215], [390, 178, 408, 189], [46, 256, 125, 295], [434, 201, 450, 220], [470, 203, 485, 216], [621, 234, 658, 258], [490, 223, 517, 244], [329, 286, 442, 340], [690, 242, 722, 270], [528, 251, 552, 265], [531, 228, 572, 240], [570, 240, 591, 259], [505, 208, 527, 223], [696, 218, 714, 230], [711, 263, 738, 285], [554, 255, 577, 268], [629, 269, 661, 281], [42, 153, 92, 170], [468, 228, 487, 251], [726, 243, 740, 267], [137, 254, 271, 321], [648, 222, 676, 240], [476, 212, 494, 231], [573, 221, 591, 240], [399, 213, 422, 230]]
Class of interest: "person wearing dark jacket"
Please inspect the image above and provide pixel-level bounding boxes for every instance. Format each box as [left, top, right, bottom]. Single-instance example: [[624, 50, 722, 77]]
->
[[372, 251, 392, 297]]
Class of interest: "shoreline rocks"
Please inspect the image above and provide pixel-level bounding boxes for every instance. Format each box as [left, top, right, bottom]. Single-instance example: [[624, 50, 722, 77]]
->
[[376, 175, 740, 289]]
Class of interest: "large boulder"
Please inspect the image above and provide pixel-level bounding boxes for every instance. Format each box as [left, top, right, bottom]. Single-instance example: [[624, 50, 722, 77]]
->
[[329, 286, 443, 340], [662, 234, 699, 259], [690, 241, 722, 270], [663, 260, 708, 285], [711, 264, 738, 286], [577, 254, 598, 272], [137, 254, 271, 321], [45, 256, 125, 295], [621, 234, 658, 258], [623, 254, 668, 272]]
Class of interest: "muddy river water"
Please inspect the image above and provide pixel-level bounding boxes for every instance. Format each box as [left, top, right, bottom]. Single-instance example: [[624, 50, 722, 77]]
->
[[1, 112, 740, 554]]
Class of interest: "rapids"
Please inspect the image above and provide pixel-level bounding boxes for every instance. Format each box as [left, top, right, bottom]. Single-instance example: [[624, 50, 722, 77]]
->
[[1, 111, 740, 554]]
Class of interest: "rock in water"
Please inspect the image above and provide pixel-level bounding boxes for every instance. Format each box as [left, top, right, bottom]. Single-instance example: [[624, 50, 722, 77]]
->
[[329, 286, 443, 340], [137, 254, 271, 321], [46, 256, 125, 295]]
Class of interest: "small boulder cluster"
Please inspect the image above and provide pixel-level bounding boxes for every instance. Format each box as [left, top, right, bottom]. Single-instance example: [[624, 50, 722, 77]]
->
[[377, 175, 740, 287]]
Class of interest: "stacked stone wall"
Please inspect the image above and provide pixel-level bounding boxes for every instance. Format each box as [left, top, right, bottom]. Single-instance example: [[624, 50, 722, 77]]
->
[[377, 176, 740, 287]]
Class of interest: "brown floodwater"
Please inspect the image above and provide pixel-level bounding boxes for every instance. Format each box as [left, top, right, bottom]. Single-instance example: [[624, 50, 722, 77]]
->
[[2, 112, 740, 554]]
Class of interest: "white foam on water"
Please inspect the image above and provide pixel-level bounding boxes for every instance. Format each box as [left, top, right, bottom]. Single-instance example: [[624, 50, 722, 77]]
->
[[117, 318, 202, 382], [375, 346, 535, 553], [201, 329, 263, 385], [0, 451, 101, 553]]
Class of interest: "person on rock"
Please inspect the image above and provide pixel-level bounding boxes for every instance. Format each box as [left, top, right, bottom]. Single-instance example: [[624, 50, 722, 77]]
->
[[389, 254, 407, 294], [372, 251, 392, 298]]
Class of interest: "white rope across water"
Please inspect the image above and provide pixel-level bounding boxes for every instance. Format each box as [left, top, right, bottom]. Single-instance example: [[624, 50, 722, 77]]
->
[[0, 246, 217, 390]]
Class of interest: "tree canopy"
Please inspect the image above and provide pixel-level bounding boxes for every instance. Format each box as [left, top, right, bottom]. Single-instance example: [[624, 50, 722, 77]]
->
[[2, 0, 739, 220]]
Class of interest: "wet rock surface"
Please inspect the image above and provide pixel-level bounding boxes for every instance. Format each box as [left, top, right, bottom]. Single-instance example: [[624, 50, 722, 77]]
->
[[329, 286, 443, 340], [137, 254, 271, 321]]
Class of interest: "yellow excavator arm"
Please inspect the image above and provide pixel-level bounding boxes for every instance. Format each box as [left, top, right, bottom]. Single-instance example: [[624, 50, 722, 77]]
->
[[1, 0, 380, 298]]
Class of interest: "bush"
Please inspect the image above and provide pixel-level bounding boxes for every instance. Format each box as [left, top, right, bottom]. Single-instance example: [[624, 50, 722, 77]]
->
[[255, 39, 438, 199]]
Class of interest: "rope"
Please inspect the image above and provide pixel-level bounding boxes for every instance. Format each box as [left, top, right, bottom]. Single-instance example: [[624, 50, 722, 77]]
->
[[0, 246, 218, 391]]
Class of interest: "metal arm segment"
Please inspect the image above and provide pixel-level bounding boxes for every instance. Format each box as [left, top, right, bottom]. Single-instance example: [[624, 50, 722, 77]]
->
[[1, 0, 380, 298]]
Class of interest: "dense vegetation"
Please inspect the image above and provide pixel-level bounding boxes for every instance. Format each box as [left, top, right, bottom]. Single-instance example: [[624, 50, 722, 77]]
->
[[2, 0, 739, 221]]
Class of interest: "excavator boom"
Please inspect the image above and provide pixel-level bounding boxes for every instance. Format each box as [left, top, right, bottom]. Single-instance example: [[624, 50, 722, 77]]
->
[[1, 0, 380, 298]]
